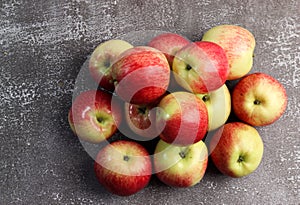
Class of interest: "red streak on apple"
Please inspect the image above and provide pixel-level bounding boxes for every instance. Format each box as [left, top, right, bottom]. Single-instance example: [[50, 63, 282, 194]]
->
[[70, 90, 121, 143], [112, 46, 170, 104], [157, 92, 208, 146], [148, 32, 190, 66], [94, 140, 152, 196]]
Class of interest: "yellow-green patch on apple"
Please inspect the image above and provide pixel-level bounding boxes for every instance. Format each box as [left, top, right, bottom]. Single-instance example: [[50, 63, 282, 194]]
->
[[196, 84, 231, 131]]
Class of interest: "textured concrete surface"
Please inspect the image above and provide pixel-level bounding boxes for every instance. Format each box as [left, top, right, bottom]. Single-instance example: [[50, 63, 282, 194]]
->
[[0, 0, 299, 204]]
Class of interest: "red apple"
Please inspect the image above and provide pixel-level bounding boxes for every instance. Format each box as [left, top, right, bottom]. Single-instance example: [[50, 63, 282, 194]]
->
[[210, 122, 264, 177], [112, 46, 170, 105], [156, 91, 208, 146], [89, 39, 133, 91], [124, 102, 160, 140], [202, 24, 256, 80], [94, 140, 152, 196], [172, 41, 229, 93], [154, 139, 208, 187], [69, 90, 121, 143], [232, 72, 287, 126], [148, 32, 190, 67]]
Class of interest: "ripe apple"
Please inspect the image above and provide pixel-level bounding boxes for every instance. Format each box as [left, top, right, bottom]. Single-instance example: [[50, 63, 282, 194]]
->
[[232, 72, 287, 126], [156, 91, 208, 146], [94, 140, 152, 196], [68, 108, 76, 135], [147, 32, 190, 67], [172, 41, 229, 94], [154, 139, 208, 187], [69, 90, 121, 143], [124, 102, 160, 140], [112, 46, 170, 104], [89, 39, 133, 91], [202, 24, 256, 80], [196, 84, 231, 131], [209, 122, 264, 177]]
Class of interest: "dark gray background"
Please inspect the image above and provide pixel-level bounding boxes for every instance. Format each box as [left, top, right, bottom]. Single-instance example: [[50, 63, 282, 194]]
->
[[0, 0, 299, 204]]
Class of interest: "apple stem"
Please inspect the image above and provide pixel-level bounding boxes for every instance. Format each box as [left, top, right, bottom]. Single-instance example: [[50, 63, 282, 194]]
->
[[202, 95, 210, 102], [237, 155, 244, 163], [97, 116, 104, 123], [104, 59, 111, 68], [179, 152, 186, 159], [138, 106, 147, 114], [253, 100, 261, 105], [186, 64, 192, 71], [123, 155, 130, 161]]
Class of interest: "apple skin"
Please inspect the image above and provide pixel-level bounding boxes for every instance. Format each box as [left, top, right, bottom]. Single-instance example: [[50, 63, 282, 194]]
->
[[156, 91, 208, 146], [210, 122, 264, 178], [69, 90, 122, 143], [172, 41, 229, 94], [154, 139, 208, 187], [89, 39, 133, 91], [124, 102, 160, 140], [202, 24, 255, 80], [232, 72, 287, 126], [147, 32, 190, 67], [196, 84, 231, 131], [94, 140, 152, 196], [112, 46, 170, 105]]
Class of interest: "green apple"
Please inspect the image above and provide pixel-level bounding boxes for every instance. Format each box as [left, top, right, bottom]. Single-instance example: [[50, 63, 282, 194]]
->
[[210, 122, 264, 177], [202, 24, 256, 80], [232, 72, 287, 126], [196, 84, 231, 131], [154, 139, 208, 187]]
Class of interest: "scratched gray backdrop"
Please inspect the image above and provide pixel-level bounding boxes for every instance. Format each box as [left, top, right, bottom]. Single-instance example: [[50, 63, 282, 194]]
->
[[0, 0, 299, 204]]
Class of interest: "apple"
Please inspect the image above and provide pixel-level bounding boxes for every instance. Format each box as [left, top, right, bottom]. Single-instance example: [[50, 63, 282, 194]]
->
[[232, 72, 287, 126], [89, 39, 133, 91], [196, 84, 231, 131], [112, 46, 170, 104], [172, 41, 229, 94], [147, 32, 190, 67], [202, 24, 256, 80], [69, 90, 121, 143], [156, 91, 208, 146], [68, 108, 76, 135], [154, 139, 208, 187], [94, 140, 152, 196], [209, 122, 264, 177], [124, 101, 161, 140]]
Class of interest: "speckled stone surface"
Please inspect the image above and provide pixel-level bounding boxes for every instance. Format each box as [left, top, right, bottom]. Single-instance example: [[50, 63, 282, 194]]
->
[[0, 0, 299, 204]]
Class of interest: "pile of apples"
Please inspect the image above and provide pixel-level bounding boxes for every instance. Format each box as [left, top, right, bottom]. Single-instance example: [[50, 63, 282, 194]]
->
[[68, 25, 287, 196]]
